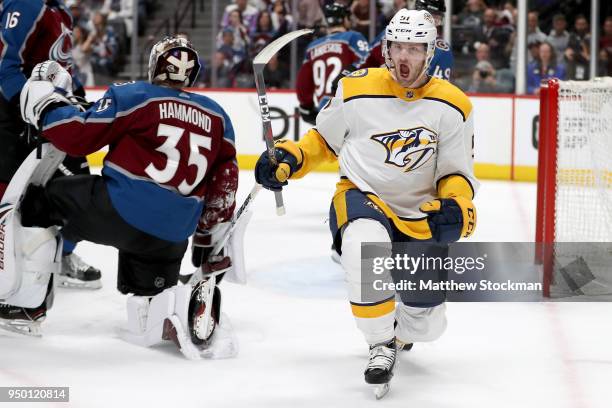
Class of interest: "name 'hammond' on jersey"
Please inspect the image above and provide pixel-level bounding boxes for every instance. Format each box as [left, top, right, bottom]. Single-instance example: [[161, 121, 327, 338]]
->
[[158, 102, 212, 132]]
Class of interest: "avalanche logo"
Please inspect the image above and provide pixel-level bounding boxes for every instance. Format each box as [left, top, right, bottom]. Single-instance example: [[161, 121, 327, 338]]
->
[[371, 127, 438, 172], [48, 23, 73, 67]]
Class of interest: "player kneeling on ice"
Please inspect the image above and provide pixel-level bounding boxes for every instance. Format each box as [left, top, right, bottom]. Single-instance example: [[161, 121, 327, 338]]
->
[[255, 9, 478, 397], [0, 36, 240, 359]]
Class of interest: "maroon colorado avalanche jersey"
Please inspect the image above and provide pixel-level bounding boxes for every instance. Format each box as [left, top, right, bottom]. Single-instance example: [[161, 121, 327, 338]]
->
[[42, 81, 238, 242], [296, 30, 369, 110], [0, 0, 74, 102]]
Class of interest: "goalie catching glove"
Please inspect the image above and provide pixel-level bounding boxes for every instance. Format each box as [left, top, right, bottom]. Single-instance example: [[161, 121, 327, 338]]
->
[[254, 140, 303, 191], [419, 196, 476, 243], [19, 60, 77, 130]]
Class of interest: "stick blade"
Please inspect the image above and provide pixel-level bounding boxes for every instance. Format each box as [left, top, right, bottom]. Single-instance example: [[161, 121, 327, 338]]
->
[[253, 29, 314, 66]]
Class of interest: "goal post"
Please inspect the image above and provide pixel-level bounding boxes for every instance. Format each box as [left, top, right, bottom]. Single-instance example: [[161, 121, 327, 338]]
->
[[535, 77, 612, 298]]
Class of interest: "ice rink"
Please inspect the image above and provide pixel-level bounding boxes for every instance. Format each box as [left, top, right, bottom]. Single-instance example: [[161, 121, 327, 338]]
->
[[1, 171, 611, 408]]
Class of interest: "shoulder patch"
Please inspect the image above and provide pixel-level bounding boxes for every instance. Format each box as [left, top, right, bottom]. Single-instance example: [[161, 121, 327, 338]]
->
[[435, 39, 449, 51], [348, 68, 368, 78]]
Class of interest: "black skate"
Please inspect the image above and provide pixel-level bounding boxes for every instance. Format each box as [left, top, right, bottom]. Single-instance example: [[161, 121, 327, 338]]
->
[[59, 253, 102, 290], [0, 302, 46, 337], [365, 339, 397, 399]]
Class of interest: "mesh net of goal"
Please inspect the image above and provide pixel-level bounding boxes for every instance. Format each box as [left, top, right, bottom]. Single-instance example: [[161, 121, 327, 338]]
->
[[551, 78, 612, 297]]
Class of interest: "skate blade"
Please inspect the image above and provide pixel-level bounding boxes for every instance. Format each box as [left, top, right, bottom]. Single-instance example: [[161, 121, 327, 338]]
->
[[374, 383, 390, 400], [0, 320, 42, 337], [56, 275, 102, 290]]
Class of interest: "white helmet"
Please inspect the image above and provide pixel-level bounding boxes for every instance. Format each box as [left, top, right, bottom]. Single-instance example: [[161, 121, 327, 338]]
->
[[382, 9, 437, 83], [148, 36, 201, 87]]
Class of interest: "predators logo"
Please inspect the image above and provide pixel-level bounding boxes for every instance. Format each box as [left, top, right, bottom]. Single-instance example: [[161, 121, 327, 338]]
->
[[371, 127, 438, 171]]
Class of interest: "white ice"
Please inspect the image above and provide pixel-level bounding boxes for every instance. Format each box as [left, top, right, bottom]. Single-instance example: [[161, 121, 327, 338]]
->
[[1, 172, 611, 408]]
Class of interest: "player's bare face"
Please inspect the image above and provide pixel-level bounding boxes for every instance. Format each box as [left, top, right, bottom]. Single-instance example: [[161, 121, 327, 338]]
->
[[389, 42, 427, 88]]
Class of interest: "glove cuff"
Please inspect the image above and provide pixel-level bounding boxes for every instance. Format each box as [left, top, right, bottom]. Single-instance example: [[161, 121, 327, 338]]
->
[[451, 196, 477, 238]]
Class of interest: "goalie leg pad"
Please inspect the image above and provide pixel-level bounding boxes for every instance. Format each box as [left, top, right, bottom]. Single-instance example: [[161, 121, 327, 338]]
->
[[123, 277, 235, 360], [0, 204, 62, 308]]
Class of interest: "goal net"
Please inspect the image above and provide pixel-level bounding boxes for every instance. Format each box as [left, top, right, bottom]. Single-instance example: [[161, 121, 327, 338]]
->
[[536, 78, 612, 298]]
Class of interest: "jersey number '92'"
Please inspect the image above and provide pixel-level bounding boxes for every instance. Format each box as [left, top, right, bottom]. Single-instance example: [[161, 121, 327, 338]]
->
[[145, 123, 212, 195]]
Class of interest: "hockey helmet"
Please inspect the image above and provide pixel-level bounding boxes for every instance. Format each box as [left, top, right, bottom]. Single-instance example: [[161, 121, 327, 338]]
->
[[414, 0, 446, 15], [148, 36, 201, 87], [324, 2, 350, 27], [414, 0, 446, 26], [382, 9, 437, 83]]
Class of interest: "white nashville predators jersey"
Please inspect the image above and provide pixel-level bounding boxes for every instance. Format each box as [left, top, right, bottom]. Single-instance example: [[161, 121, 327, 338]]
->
[[315, 68, 478, 220]]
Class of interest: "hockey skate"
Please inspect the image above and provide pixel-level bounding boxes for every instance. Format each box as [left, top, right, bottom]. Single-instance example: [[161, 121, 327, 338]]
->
[[0, 303, 46, 337], [58, 253, 102, 290], [365, 339, 397, 399]]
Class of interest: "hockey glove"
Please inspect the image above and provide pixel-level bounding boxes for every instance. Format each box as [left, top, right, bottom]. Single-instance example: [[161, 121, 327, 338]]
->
[[420, 196, 476, 243], [298, 104, 317, 125], [20, 79, 71, 129], [254, 140, 304, 191], [31, 61, 73, 96], [191, 222, 232, 275]]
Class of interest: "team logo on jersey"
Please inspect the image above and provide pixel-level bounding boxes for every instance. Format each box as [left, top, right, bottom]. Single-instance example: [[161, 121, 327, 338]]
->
[[435, 39, 449, 51], [48, 23, 73, 67], [96, 98, 112, 112], [348, 69, 368, 78], [371, 127, 438, 172]]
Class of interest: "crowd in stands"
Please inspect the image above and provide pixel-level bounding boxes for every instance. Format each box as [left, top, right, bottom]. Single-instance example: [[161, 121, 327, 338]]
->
[[67, 0, 611, 93], [208, 0, 612, 94], [67, 0, 156, 86]]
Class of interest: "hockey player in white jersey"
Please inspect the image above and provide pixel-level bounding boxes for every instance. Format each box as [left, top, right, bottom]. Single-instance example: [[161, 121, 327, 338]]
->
[[255, 9, 478, 397]]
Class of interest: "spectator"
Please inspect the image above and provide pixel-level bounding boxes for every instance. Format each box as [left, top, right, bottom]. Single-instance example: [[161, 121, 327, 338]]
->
[[270, 0, 294, 36], [263, 54, 288, 89], [90, 12, 119, 79], [527, 41, 565, 95], [250, 10, 276, 56], [565, 15, 590, 81], [455, 0, 486, 29], [600, 17, 612, 76], [547, 14, 570, 65], [222, 0, 259, 32], [478, 8, 512, 68], [72, 25, 96, 86], [468, 60, 500, 93], [527, 11, 547, 46], [217, 29, 245, 68], [222, 9, 251, 57], [350, 0, 371, 38], [67, 0, 91, 30], [205, 51, 234, 88], [297, 0, 324, 29]]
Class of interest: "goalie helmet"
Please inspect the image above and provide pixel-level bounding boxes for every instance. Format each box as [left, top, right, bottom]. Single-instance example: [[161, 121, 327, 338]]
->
[[148, 36, 201, 87], [382, 9, 437, 83]]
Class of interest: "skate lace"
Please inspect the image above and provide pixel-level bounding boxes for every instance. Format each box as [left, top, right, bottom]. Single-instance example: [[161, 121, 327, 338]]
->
[[368, 344, 396, 370]]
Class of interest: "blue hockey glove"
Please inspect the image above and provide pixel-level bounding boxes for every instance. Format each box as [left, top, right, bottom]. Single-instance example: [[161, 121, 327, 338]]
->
[[254, 140, 303, 192], [420, 196, 476, 243]]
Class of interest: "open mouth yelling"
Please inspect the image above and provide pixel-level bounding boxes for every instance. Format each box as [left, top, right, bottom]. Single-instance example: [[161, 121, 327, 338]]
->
[[399, 63, 410, 79]]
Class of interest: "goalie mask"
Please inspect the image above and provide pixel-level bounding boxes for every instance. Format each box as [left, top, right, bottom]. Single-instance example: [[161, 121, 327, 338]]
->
[[148, 36, 201, 87], [382, 9, 437, 86]]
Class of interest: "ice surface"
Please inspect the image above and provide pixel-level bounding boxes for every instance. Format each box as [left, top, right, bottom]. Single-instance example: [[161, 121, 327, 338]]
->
[[1, 172, 610, 408]]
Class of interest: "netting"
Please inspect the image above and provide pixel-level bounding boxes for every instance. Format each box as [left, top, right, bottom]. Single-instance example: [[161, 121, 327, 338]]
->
[[551, 78, 612, 297]]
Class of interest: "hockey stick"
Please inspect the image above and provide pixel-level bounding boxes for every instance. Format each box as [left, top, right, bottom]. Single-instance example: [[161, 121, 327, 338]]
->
[[253, 28, 314, 216]]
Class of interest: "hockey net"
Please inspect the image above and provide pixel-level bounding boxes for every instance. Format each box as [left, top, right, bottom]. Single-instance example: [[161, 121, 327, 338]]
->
[[536, 78, 612, 298]]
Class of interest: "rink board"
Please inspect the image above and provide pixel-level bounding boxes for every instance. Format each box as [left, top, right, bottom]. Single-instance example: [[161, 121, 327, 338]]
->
[[83, 88, 540, 182]]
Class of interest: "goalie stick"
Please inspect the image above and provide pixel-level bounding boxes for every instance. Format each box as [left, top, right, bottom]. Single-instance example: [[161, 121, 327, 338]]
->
[[253, 28, 314, 216]]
